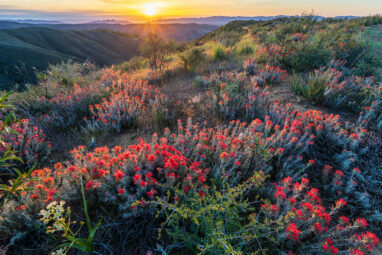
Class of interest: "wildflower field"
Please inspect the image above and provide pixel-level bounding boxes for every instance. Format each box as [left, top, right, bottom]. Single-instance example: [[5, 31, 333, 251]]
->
[[1, 15, 382, 255]]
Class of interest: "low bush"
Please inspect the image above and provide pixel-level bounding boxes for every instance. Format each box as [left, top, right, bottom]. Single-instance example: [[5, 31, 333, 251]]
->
[[38, 60, 98, 88], [291, 61, 380, 111], [84, 79, 169, 134], [282, 42, 331, 73], [290, 72, 328, 104], [235, 41, 254, 56], [257, 66, 288, 84], [243, 59, 257, 76], [180, 48, 206, 73], [148, 175, 379, 254], [256, 43, 289, 66], [200, 72, 265, 120], [358, 95, 382, 133], [201, 66, 286, 120], [213, 45, 227, 62], [116, 56, 147, 73], [0, 118, 51, 174], [32, 83, 105, 132]]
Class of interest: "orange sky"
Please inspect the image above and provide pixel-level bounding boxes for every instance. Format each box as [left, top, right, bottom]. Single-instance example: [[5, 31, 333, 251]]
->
[[1, 0, 381, 22]]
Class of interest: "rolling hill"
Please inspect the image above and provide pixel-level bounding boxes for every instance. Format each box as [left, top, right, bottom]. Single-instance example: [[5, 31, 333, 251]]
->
[[0, 21, 218, 41], [0, 27, 141, 89]]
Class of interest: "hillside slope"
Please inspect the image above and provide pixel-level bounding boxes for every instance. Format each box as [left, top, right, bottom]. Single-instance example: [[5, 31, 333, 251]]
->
[[0, 27, 141, 89]]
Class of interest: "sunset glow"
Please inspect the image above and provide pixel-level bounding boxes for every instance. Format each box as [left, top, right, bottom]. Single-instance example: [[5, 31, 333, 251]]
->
[[141, 3, 159, 17], [0, 0, 381, 22]]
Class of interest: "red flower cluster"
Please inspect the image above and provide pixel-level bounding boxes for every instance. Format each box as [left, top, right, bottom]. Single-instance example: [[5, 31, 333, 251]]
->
[[85, 71, 169, 133], [257, 66, 288, 83], [261, 177, 379, 254], [38, 83, 102, 129], [286, 223, 301, 241], [256, 43, 291, 65], [0, 118, 51, 169]]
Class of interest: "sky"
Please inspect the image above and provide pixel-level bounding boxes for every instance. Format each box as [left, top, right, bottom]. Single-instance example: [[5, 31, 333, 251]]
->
[[0, 0, 381, 23]]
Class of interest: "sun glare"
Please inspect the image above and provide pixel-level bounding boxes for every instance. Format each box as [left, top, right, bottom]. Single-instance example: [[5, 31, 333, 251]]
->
[[142, 3, 158, 17]]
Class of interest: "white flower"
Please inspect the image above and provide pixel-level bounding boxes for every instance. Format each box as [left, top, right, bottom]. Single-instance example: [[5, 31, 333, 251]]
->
[[51, 248, 67, 255]]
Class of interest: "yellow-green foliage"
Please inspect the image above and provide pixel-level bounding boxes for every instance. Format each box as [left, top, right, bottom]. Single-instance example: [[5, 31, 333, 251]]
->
[[234, 38, 255, 56], [213, 44, 227, 62], [290, 72, 329, 104], [139, 171, 271, 255], [180, 48, 206, 72]]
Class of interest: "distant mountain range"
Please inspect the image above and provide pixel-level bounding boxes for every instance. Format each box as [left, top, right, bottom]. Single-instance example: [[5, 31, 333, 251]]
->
[[154, 15, 360, 25], [1, 19, 65, 24], [86, 19, 132, 24], [0, 21, 217, 41]]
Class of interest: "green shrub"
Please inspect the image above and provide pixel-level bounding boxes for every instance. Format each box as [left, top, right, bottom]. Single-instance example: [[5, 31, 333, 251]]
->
[[304, 75, 327, 103], [354, 31, 382, 78], [213, 45, 226, 62], [236, 44, 254, 56], [282, 42, 331, 72], [201, 72, 250, 120], [355, 54, 382, 78], [290, 72, 329, 104], [289, 73, 304, 94], [116, 56, 147, 72], [148, 171, 268, 254], [180, 48, 206, 73], [41, 60, 98, 87]]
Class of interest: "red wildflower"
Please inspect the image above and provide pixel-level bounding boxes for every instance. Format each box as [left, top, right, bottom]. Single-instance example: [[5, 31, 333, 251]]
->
[[118, 188, 125, 195], [271, 204, 279, 213], [350, 249, 364, 255], [114, 169, 125, 182], [334, 198, 347, 209], [86, 181, 94, 190], [220, 152, 229, 160], [353, 167, 361, 173], [302, 202, 314, 213], [140, 180, 147, 187], [313, 222, 323, 233], [133, 174, 140, 183], [274, 186, 286, 200], [355, 218, 368, 228], [339, 215, 350, 224], [286, 223, 301, 241], [30, 194, 39, 200]]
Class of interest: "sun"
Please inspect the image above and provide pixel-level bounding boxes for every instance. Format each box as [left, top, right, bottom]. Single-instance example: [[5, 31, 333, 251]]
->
[[142, 3, 158, 17]]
